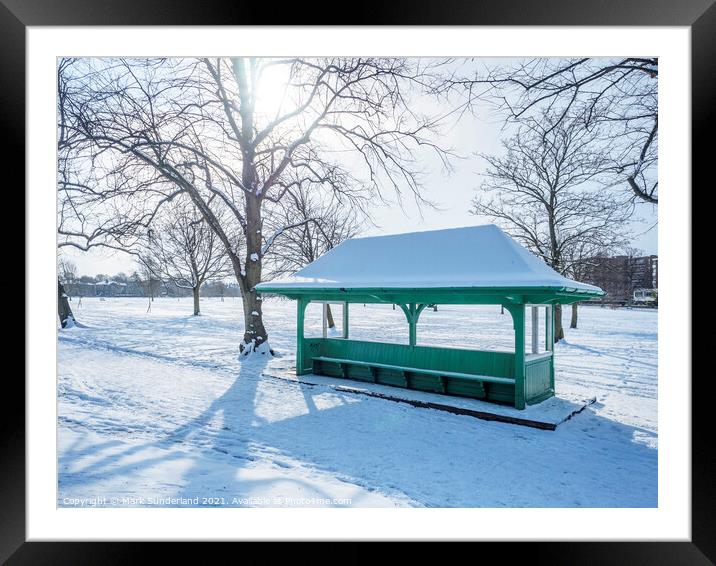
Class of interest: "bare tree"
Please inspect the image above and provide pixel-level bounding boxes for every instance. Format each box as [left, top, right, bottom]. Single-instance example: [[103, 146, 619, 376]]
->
[[214, 281, 227, 302], [57, 278, 76, 328], [432, 57, 658, 204], [58, 258, 78, 285], [472, 111, 631, 341], [264, 184, 364, 328], [562, 239, 617, 329], [58, 57, 452, 357], [265, 186, 363, 275], [136, 258, 162, 309], [56, 255, 80, 327], [139, 198, 231, 315]]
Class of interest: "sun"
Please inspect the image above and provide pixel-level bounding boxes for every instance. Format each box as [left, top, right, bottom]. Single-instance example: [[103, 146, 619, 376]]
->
[[254, 63, 292, 119]]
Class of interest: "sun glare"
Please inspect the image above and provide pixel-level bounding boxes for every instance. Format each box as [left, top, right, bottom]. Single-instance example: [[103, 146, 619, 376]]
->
[[255, 63, 292, 118]]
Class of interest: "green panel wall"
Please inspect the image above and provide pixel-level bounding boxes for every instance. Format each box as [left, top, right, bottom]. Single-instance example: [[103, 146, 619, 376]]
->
[[319, 339, 515, 377], [525, 356, 554, 404], [305, 338, 516, 403]]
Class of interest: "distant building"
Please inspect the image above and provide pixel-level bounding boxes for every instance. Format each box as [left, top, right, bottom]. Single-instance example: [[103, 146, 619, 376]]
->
[[63, 278, 242, 299], [583, 255, 658, 304], [95, 280, 128, 297], [65, 281, 97, 297]]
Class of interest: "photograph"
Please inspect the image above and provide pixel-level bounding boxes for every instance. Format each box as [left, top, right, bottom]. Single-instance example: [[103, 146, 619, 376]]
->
[[0, 0, 709, 553], [56, 55, 659, 509]]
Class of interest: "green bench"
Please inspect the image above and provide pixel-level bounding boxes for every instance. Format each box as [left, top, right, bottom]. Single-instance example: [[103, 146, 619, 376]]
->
[[311, 355, 515, 396]]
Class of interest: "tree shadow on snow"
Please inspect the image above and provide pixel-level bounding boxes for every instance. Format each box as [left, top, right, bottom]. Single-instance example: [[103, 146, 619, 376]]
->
[[59, 356, 349, 507], [59, 360, 658, 508]]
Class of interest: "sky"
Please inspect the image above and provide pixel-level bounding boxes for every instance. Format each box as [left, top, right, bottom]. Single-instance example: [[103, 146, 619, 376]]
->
[[364, 100, 658, 250], [61, 58, 658, 277]]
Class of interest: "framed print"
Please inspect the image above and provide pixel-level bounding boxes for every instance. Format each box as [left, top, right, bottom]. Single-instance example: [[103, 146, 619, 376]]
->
[[7, 0, 712, 562]]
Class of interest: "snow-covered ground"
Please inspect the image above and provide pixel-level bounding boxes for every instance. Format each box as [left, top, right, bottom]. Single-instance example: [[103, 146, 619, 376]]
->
[[58, 297, 657, 508]]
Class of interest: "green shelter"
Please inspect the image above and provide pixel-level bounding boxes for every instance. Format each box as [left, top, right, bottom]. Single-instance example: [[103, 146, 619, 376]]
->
[[257, 225, 603, 409]]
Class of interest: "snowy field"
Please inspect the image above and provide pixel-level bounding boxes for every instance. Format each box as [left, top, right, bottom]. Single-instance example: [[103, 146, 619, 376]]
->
[[58, 297, 657, 508]]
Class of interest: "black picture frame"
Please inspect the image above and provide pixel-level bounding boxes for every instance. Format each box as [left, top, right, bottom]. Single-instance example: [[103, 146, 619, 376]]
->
[[7, 0, 711, 562]]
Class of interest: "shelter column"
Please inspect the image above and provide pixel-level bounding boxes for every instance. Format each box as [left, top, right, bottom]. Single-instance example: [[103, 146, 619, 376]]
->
[[400, 303, 427, 347], [506, 303, 526, 410], [296, 298, 308, 376], [343, 302, 349, 339], [549, 305, 555, 390], [322, 302, 328, 338], [545, 305, 551, 351]]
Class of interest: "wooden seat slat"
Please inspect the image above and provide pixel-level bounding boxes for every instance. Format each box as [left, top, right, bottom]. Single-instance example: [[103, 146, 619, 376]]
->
[[312, 356, 515, 385]]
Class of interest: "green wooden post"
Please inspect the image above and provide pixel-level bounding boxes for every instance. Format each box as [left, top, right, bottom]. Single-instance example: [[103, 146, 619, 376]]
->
[[408, 303, 417, 346], [507, 303, 526, 410], [399, 303, 427, 347], [296, 298, 308, 375], [398, 303, 416, 346], [549, 305, 556, 390], [343, 302, 349, 339]]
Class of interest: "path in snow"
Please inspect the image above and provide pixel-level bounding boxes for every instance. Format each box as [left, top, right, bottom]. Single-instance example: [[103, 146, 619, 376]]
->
[[58, 297, 657, 507]]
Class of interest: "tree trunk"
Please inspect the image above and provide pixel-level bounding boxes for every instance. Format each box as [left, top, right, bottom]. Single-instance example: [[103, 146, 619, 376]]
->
[[326, 304, 335, 329], [58, 279, 76, 328], [192, 285, 201, 316], [240, 288, 269, 356], [238, 192, 271, 357], [554, 303, 565, 342], [570, 303, 578, 329], [233, 58, 270, 357]]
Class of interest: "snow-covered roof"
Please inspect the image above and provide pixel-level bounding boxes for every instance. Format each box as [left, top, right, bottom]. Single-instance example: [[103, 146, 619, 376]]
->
[[257, 224, 603, 295]]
